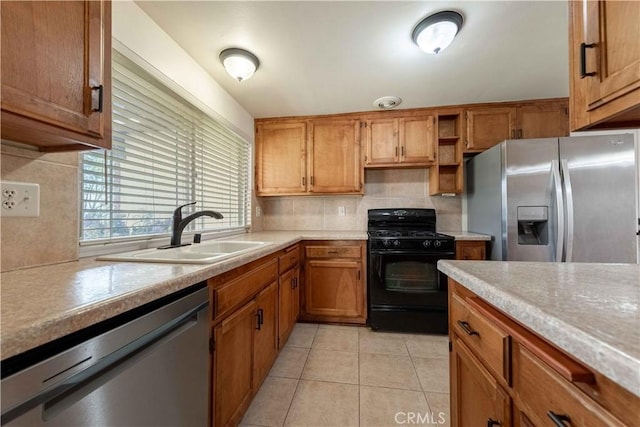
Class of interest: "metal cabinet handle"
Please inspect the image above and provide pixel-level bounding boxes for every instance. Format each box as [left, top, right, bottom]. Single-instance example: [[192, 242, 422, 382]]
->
[[511, 129, 516, 139], [547, 411, 570, 426], [401, 146, 405, 156], [310, 176, 314, 186], [580, 42, 596, 78], [256, 309, 263, 330], [328, 250, 339, 255], [487, 419, 501, 427], [91, 85, 104, 112], [395, 146, 399, 157], [302, 177, 306, 186], [517, 129, 523, 139], [457, 320, 479, 336]]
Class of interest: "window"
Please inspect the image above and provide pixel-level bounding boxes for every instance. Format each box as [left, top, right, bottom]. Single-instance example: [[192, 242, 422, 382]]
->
[[80, 50, 251, 244]]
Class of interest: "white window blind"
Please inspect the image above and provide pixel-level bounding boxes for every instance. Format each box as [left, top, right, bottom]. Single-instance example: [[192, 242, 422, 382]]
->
[[80, 50, 251, 244]]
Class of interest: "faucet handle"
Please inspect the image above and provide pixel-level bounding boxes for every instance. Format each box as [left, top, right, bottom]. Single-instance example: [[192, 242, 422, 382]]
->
[[174, 201, 196, 220]]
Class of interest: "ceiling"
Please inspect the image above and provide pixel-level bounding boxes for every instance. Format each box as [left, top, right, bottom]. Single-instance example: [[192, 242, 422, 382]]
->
[[135, 1, 569, 119]]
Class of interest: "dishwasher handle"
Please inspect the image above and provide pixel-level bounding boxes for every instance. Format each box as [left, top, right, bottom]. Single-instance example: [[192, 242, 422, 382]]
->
[[1, 300, 208, 425]]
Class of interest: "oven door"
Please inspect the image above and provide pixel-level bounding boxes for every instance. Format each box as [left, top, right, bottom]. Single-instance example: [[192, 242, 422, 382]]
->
[[368, 250, 453, 308]]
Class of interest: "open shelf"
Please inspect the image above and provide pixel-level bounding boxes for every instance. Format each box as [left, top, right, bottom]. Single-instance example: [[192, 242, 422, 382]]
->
[[431, 112, 464, 196]]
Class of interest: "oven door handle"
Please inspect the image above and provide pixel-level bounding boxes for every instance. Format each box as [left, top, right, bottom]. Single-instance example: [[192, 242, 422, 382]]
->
[[369, 250, 455, 257]]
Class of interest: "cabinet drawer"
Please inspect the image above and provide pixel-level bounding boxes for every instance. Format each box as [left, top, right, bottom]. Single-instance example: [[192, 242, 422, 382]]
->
[[515, 344, 625, 427], [305, 245, 361, 258], [279, 245, 300, 272], [213, 259, 278, 319], [450, 293, 510, 382]]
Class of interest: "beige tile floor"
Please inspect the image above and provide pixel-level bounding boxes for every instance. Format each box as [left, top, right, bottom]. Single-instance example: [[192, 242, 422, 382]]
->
[[241, 323, 451, 427]]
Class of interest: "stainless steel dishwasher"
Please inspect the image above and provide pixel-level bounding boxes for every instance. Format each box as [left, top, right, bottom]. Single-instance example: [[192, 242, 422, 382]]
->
[[1, 283, 209, 426]]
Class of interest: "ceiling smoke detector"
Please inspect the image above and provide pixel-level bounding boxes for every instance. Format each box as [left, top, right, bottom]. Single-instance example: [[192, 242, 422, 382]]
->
[[373, 96, 402, 109]]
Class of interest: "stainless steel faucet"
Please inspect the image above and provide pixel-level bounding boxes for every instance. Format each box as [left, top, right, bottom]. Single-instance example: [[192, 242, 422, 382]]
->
[[169, 202, 223, 247]]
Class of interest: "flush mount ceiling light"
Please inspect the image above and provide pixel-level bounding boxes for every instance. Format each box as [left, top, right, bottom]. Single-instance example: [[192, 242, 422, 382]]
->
[[373, 96, 402, 109], [219, 48, 260, 82], [412, 11, 463, 54]]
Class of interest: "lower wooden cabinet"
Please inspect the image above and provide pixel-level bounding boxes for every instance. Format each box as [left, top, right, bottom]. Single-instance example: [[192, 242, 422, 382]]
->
[[252, 282, 278, 390], [448, 279, 638, 427], [451, 338, 511, 427], [455, 240, 487, 260], [212, 299, 255, 427], [301, 241, 366, 324], [278, 263, 300, 348]]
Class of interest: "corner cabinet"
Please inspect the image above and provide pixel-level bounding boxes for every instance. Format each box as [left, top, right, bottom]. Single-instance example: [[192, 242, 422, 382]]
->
[[255, 118, 363, 196], [301, 241, 366, 324], [1, 1, 112, 151], [464, 99, 569, 154], [365, 115, 436, 167], [455, 241, 487, 260], [569, 0, 640, 131], [449, 280, 638, 427]]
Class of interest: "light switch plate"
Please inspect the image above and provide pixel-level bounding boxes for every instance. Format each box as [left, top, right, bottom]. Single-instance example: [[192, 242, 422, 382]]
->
[[1, 181, 40, 217]]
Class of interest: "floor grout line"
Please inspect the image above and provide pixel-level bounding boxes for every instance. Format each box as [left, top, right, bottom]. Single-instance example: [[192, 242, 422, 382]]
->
[[281, 325, 318, 427]]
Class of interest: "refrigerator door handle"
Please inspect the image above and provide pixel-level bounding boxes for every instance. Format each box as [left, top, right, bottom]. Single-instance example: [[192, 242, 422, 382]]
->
[[550, 160, 565, 262], [561, 159, 574, 262]]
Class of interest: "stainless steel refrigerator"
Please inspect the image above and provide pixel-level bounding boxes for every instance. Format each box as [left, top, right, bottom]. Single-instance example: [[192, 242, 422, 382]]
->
[[466, 133, 638, 263]]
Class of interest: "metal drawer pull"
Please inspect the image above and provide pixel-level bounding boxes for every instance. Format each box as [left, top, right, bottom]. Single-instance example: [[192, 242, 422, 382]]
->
[[487, 418, 501, 427], [547, 411, 571, 426], [457, 320, 479, 336]]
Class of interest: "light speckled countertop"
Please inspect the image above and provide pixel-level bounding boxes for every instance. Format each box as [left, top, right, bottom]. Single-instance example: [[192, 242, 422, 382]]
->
[[0, 231, 366, 361], [440, 231, 491, 241], [438, 260, 640, 397]]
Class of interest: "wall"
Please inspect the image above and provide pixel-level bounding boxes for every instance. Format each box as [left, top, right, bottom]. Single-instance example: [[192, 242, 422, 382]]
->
[[112, 0, 254, 141], [254, 169, 462, 232], [1, 143, 79, 271]]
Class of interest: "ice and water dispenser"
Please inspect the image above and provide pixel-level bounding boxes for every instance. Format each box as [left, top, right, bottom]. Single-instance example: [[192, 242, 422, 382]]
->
[[517, 206, 548, 245]]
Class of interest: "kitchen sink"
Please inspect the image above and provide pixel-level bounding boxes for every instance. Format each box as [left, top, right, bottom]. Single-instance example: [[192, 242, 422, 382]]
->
[[96, 240, 272, 264]]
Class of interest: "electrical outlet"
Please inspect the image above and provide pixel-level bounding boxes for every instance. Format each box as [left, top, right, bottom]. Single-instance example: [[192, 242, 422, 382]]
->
[[1, 181, 40, 217], [338, 206, 346, 216], [256, 206, 262, 217]]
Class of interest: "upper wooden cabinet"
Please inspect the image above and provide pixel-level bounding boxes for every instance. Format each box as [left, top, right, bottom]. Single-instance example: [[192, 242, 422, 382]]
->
[[465, 100, 569, 153], [465, 107, 517, 152], [569, 0, 640, 131], [308, 119, 362, 194], [255, 122, 307, 195], [1, 1, 112, 151], [255, 118, 363, 196], [365, 115, 436, 167]]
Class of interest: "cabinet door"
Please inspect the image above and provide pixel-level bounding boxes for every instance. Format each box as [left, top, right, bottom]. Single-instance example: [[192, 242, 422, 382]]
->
[[517, 101, 569, 139], [1, 1, 111, 149], [213, 300, 256, 427], [305, 259, 363, 319], [366, 118, 399, 165], [584, 1, 640, 112], [253, 281, 278, 390], [451, 338, 511, 427], [308, 119, 362, 194], [455, 241, 487, 260], [256, 122, 307, 195], [400, 116, 436, 164], [466, 107, 516, 152], [278, 268, 296, 347]]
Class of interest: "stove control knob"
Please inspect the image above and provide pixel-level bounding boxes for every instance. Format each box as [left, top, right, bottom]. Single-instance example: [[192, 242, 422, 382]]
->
[[392, 240, 400, 247], [422, 240, 431, 248], [383, 240, 391, 247], [434, 240, 442, 248]]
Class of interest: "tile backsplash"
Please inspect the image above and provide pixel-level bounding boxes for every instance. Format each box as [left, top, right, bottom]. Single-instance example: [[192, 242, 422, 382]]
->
[[1, 143, 79, 272], [256, 169, 462, 232]]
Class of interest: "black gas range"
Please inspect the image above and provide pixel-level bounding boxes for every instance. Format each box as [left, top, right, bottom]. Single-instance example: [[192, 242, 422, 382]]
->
[[367, 208, 454, 334]]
